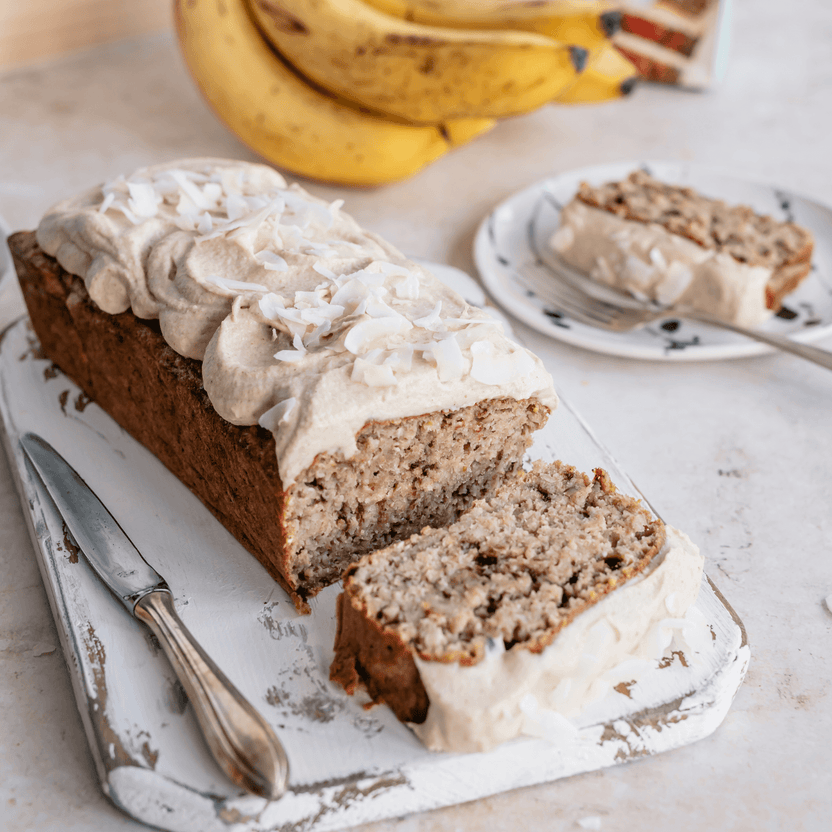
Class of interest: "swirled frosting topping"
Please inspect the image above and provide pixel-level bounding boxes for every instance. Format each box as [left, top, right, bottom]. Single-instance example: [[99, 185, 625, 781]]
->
[[37, 159, 556, 485]]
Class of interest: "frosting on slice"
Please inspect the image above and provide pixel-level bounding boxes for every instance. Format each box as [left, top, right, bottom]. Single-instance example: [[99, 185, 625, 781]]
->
[[412, 526, 704, 752], [551, 199, 774, 328]]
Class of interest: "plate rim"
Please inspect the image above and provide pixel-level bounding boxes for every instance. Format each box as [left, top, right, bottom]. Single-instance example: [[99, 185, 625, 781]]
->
[[473, 159, 832, 362]]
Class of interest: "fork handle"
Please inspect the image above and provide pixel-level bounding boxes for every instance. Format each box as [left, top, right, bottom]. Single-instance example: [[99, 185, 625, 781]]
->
[[681, 309, 832, 371], [134, 590, 289, 799]]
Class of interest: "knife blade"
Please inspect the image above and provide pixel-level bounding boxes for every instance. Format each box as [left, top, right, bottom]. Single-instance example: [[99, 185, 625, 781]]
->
[[20, 432, 289, 800], [21, 432, 169, 611]]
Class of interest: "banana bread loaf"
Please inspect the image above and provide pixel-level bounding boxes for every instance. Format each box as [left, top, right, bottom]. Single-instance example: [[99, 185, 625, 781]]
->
[[12, 158, 556, 611]]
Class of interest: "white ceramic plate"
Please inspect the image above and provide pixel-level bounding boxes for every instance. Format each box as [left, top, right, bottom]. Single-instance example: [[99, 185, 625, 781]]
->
[[473, 160, 832, 361]]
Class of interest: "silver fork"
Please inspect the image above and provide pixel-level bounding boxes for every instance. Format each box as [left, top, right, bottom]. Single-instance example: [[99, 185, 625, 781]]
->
[[518, 260, 832, 371]]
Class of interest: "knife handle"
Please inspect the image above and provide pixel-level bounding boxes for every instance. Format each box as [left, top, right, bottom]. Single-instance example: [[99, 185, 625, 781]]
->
[[134, 590, 289, 799]]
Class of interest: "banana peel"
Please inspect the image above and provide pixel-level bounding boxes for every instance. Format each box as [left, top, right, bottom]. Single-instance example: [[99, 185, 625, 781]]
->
[[362, 0, 639, 105], [362, 0, 615, 29], [174, 0, 495, 186], [555, 43, 639, 103], [247, 0, 588, 123], [363, 0, 620, 53]]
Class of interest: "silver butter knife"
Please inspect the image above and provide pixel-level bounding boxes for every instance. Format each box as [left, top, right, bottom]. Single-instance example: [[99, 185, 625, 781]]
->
[[20, 432, 289, 800]]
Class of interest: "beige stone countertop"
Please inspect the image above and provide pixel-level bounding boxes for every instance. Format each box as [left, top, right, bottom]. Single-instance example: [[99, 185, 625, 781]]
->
[[1, 1, 831, 830]]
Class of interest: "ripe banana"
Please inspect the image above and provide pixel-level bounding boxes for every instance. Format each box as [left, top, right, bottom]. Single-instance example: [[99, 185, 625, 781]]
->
[[555, 42, 639, 103], [362, 0, 612, 27], [362, 0, 621, 53], [174, 0, 495, 186], [361, 0, 633, 104], [246, 0, 588, 123], [525, 8, 622, 55]]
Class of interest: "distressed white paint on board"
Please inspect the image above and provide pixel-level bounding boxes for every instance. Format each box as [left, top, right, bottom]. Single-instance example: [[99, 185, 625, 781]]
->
[[0, 318, 749, 832]]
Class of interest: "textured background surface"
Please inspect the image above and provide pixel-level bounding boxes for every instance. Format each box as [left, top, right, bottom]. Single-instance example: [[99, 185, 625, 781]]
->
[[0, 0, 169, 71], [1, 0, 831, 829]]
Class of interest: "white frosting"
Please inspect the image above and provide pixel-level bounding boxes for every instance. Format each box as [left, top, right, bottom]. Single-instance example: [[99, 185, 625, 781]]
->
[[411, 526, 704, 753], [551, 200, 774, 328], [37, 159, 556, 485]]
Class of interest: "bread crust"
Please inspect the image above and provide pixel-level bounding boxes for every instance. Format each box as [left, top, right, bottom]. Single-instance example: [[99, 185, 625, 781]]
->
[[330, 583, 430, 724], [10, 231, 302, 604], [11, 231, 550, 612]]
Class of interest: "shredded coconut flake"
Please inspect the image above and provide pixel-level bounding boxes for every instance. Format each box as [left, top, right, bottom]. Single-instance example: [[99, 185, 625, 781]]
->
[[98, 192, 115, 214], [327, 238, 363, 250], [284, 190, 335, 228], [168, 169, 215, 211], [377, 262, 410, 276], [352, 357, 398, 387], [650, 246, 667, 269], [413, 300, 444, 330], [202, 275, 270, 295], [425, 334, 465, 382], [173, 213, 197, 232], [395, 272, 421, 300], [259, 293, 287, 320], [176, 192, 199, 218], [330, 279, 370, 312], [313, 262, 338, 280], [255, 250, 289, 272], [224, 196, 286, 240], [197, 212, 213, 235], [301, 241, 337, 257], [258, 397, 297, 431], [224, 193, 249, 221], [470, 341, 535, 386], [383, 344, 413, 372], [364, 296, 402, 320], [274, 347, 306, 363], [443, 315, 502, 330], [344, 317, 413, 355], [203, 182, 223, 204]]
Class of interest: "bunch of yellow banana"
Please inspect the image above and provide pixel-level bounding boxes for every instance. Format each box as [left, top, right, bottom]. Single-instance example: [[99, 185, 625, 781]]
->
[[174, 0, 636, 186], [357, 0, 640, 105]]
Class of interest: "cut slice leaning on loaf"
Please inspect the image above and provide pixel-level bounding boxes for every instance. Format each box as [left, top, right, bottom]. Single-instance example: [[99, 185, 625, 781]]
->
[[331, 460, 704, 752]]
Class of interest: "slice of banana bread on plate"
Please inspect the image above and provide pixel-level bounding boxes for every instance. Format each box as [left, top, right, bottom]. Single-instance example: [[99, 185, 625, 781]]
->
[[551, 169, 814, 327]]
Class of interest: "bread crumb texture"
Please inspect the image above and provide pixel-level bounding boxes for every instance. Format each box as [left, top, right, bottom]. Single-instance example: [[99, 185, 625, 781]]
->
[[287, 397, 548, 596], [578, 170, 812, 270], [344, 460, 665, 665]]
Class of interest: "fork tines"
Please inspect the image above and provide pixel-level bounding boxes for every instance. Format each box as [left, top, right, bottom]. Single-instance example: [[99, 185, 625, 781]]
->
[[518, 261, 660, 332]]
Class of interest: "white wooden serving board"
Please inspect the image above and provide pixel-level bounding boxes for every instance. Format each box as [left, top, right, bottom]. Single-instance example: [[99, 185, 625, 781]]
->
[[0, 317, 749, 832]]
